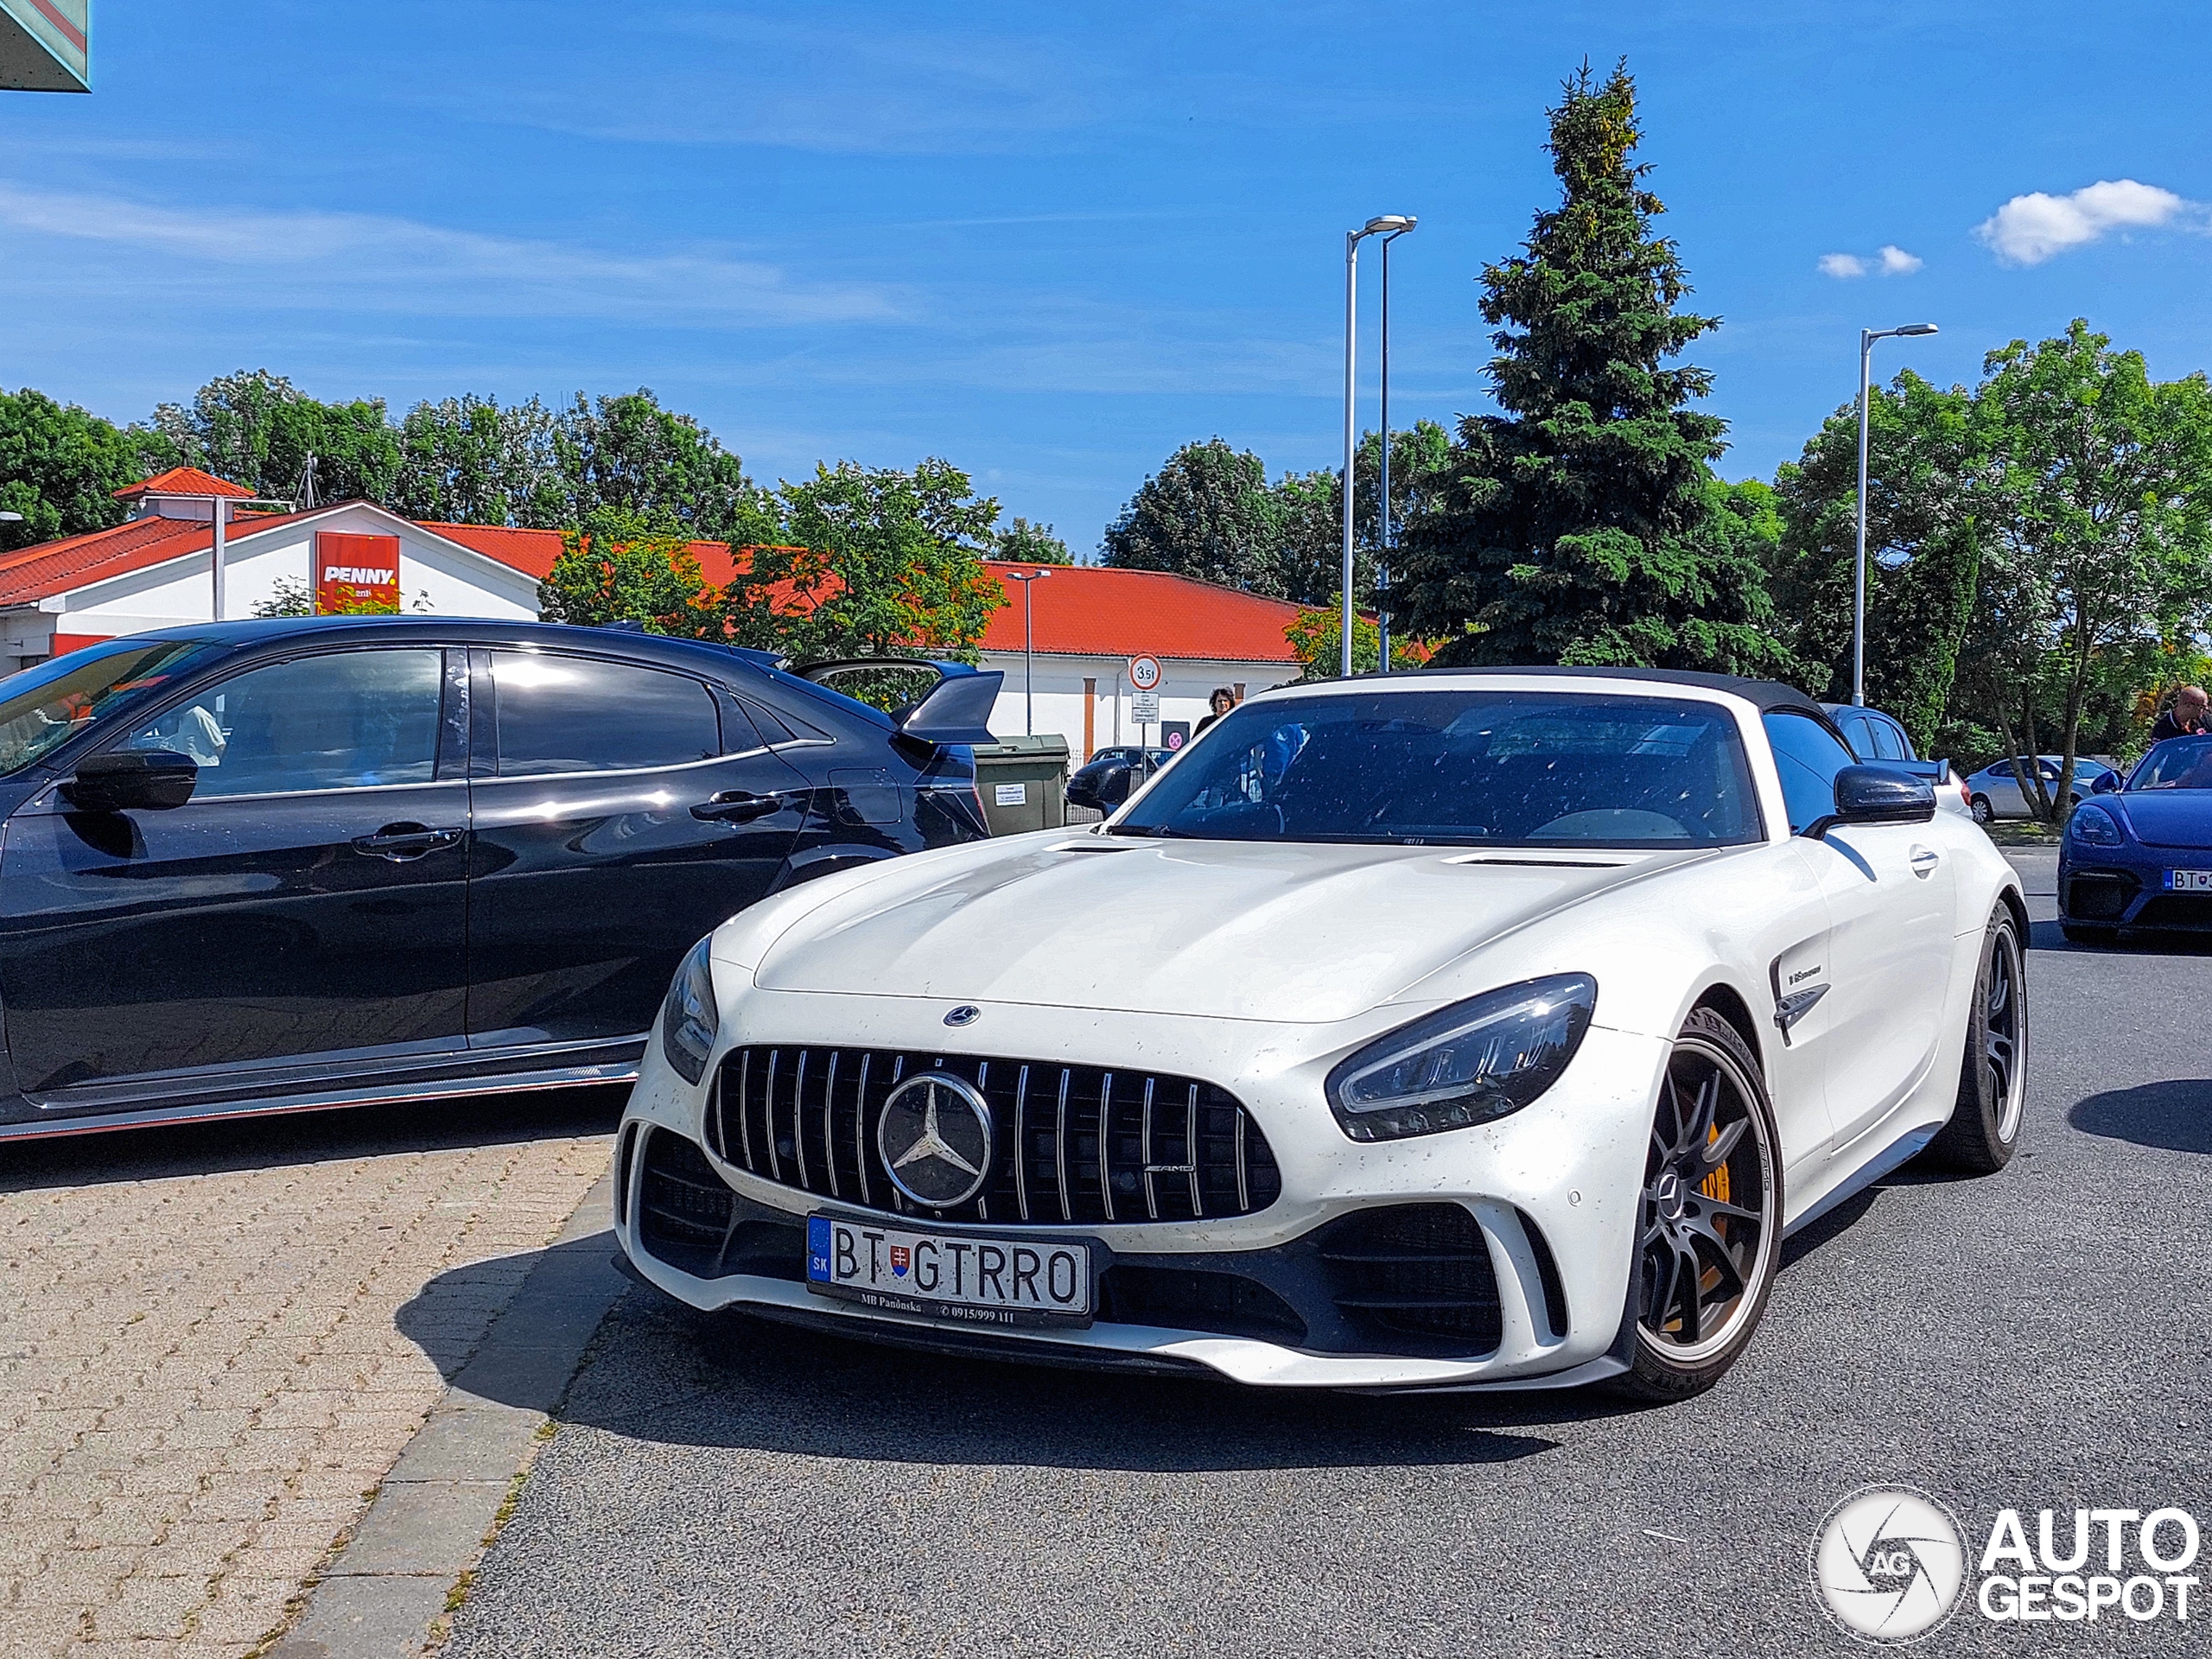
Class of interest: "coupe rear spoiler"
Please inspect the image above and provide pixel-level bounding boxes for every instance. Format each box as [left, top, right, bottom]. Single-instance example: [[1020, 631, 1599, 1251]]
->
[[790, 658, 1002, 747]]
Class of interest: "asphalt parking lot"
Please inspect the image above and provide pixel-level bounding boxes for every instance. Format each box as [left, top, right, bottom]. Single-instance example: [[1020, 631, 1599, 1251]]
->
[[436, 847, 2209, 1659]]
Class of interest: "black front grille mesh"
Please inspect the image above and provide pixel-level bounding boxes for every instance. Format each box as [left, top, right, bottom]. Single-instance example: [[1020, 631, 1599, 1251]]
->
[[709, 1046, 1281, 1227]]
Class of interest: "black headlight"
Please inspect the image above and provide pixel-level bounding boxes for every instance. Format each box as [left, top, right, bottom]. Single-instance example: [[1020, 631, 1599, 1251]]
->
[[660, 937, 719, 1085], [1325, 974, 1597, 1141]]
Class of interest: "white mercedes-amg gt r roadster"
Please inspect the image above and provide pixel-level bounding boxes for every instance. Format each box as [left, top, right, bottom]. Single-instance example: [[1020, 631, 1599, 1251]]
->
[[614, 670, 2027, 1399]]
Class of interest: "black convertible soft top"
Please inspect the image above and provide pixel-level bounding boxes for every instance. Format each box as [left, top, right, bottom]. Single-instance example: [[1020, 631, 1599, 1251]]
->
[[1364, 664, 1832, 722]]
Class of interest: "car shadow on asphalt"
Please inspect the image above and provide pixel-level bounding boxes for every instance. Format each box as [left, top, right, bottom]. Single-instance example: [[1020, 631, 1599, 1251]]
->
[[391, 1249, 1631, 1470], [2069, 1079, 2212, 1155], [0, 1085, 627, 1192]]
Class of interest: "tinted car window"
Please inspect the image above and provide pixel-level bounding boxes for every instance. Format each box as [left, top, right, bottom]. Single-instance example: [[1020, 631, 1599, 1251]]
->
[[0, 638, 226, 777], [1762, 711, 1857, 835], [492, 652, 720, 776], [117, 648, 444, 798], [1871, 719, 1909, 760], [1115, 691, 1759, 848]]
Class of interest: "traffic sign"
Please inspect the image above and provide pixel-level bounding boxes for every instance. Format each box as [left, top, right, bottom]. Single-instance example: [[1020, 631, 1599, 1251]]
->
[[1128, 655, 1162, 691], [1131, 690, 1160, 724]]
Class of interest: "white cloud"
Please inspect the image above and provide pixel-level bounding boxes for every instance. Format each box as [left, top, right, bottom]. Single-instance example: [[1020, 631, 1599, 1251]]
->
[[0, 181, 900, 326], [1818, 252, 1867, 279], [1878, 245, 1923, 275], [1975, 179, 2194, 265]]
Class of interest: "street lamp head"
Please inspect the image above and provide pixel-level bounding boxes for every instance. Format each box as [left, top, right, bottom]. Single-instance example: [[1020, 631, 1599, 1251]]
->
[[1895, 322, 1939, 336], [1363, 214, 1416, 236]]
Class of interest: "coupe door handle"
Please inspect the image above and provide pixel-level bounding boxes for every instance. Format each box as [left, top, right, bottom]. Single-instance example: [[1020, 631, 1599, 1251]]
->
[[692, 790, 798, 824], [352, 823, 464, 861], [1909, 845, 1941, 878]]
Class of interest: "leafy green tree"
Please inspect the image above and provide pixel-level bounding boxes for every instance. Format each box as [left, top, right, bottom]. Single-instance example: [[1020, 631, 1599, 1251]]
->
[[1391, 61, 1791, 676], [537, 505, 715, 634], [150, 370, 402, 505], [1275, 421, 1452, 607], [554, 390, 782, 546], [729, 460, 1005, 662], [1284, 596, 1424, 680], [1101, 438, 1286, 594], [392, 394, 567, 526], [1967, 320, 2212, 817], [991, 517, 1071, 564], [0, 388, 172, 551], [1768, 372, 1983, 750]]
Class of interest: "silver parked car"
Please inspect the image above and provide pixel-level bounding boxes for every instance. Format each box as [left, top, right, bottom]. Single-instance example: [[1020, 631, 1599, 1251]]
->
[[1963, 754, 2122, 824]]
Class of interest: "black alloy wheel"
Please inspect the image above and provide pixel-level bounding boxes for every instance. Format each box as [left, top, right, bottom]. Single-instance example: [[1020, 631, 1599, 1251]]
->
[[1613, 1007, 1783, 1401], [1928, 906, 2029, 1173]]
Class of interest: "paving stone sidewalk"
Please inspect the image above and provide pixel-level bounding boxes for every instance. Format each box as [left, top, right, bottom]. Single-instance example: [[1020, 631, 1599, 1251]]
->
[[0, 1094, 618, 1659]]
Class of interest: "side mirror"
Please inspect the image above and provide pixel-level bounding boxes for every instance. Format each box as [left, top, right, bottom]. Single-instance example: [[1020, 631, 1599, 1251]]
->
[[2091, 771, 2119, 794], [1094, 764, 1139, 808], [63, 749, 198, 813], [1806, 765, 1935, 838]]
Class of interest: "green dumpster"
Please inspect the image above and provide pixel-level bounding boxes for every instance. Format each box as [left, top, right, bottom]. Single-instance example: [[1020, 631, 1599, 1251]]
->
[[971, 734, 1071, 835]]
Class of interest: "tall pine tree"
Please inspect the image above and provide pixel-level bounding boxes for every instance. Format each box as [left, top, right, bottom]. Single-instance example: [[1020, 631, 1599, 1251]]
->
[[1394, 61, 1790, 674]]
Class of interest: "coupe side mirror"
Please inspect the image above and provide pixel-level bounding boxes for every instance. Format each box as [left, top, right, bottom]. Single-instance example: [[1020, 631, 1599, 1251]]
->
[[1805, 765, 1936, 838], [63, 749, 199, 813], [2090, 772, 2120, 794], [1095, 764, 1139, 808]]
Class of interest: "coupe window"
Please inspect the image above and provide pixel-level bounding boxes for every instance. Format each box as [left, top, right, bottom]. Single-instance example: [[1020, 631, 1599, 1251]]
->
[[0, 639, 227, 778], [1110, 690, 1761, 849], [2129, 737, 2212, 791]]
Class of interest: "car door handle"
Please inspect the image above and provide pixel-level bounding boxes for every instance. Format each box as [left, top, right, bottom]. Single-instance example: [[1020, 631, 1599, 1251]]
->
[[692, 790, 799, 824], [352, 823, 464, 861], [1909, 845, 1941, 878]]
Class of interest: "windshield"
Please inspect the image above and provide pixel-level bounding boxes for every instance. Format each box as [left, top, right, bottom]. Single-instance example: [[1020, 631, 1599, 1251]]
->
[[0, 639, 229, 777], [2128, 737, 2212, 791], [1111, 690, 1762, 848]]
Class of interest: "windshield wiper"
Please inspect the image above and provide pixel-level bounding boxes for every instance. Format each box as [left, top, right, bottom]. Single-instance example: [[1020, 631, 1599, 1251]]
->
[[1104, 823, 1194, 838]]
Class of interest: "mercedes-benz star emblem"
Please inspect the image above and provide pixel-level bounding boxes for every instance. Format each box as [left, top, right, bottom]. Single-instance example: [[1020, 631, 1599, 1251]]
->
[[875, 1073, 995, 1208], [944, 1005, 981, 1027]]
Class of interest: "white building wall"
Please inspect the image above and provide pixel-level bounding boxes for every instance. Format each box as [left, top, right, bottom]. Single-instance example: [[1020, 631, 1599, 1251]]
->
[[978, 652, 1303, 756], [18, 505, 543, 651]]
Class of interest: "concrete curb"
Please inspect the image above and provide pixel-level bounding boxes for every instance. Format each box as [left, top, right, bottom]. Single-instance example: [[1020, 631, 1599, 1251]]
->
[[264, 1166, 629, 1659]]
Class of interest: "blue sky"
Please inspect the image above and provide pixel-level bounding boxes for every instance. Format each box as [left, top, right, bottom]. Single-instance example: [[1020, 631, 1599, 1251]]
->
[[3, 1, 2209, 555]]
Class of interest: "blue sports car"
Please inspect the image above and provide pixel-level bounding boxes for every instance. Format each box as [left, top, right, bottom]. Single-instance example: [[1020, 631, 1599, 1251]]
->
[[2059, 735, 2212, 943]]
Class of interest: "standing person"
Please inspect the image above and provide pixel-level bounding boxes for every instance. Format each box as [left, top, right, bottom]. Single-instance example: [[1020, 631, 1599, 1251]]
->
[[2149, 686, 2209, 747], [1194, 686, 1236, 739]]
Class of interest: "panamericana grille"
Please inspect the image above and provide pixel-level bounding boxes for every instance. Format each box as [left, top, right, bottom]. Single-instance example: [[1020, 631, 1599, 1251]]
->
[[709, 1046, 1281, 1226]]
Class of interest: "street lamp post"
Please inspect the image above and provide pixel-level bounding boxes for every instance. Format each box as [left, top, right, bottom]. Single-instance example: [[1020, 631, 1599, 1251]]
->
[[1853, 322, 1939, 705], [1005, 568, 1049, 734], [1343, 214, 1415, 678], [1376, 219, 1414, 673]]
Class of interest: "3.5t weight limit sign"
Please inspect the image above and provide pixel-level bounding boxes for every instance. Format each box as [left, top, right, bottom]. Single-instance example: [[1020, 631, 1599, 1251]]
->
[[1128, 656, 1162, 692]]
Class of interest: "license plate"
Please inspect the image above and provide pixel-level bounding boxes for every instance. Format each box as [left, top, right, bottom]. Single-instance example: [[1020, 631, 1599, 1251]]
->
[[2167, 870, 2212, 893], [805, 1215, 1093, 1328]]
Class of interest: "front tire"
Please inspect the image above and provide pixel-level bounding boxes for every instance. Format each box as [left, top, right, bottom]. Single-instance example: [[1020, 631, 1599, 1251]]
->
[[1611, 1007, 1783, 1402], [1927, 906, 2028, 1173]]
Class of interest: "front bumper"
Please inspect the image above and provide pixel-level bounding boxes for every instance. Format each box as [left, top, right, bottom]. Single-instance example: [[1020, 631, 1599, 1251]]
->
[[2060, 860, 2212, 930], [613, 991, 1669, 1391]]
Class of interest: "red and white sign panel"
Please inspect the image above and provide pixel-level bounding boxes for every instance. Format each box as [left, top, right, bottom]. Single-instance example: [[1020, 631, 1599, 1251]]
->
[[315, 532, 402, 615], [1128, 655, 1162, 691]]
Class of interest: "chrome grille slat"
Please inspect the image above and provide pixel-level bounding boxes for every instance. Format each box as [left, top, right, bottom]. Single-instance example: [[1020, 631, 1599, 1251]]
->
[[1013, 1065, 1032, 1224], [1185, 1084, 1202, 1218], [764, 1050, 782, 1182], [791, 1051, 810, 1190], [821, 1052, 841, 1200], [1097, 1071, 1116, 1224], [714, 1046, 1279, 1227], [1140, 1076, 1159, 1222]]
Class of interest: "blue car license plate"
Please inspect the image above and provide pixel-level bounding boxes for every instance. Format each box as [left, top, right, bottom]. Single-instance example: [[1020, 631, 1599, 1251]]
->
[[805, 1214, 1093, 1328], [2165, 870, 2212, 893]]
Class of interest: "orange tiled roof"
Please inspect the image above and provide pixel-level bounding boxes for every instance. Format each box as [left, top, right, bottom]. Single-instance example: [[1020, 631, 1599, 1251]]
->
[[111, 467, 257, 501], [979, 562, 1305, 663], [0, 511, 315, 607]]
